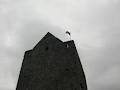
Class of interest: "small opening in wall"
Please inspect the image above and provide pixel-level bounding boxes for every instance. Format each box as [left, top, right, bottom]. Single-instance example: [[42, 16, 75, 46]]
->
[[80, 83, 84, 89], [45, 47, 49, 51], [65, 68, 69, 71], [74, 61, 77, 64]]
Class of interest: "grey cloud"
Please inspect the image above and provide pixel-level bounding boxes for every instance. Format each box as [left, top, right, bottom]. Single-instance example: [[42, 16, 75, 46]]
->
[[0, 0, 120, 90], [18, 19, 67, 50], [71, 1, 120, 90]]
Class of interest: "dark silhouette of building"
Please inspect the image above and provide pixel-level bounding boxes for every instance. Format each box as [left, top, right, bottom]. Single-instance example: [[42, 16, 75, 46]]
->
[[16, 32, 87, 90]]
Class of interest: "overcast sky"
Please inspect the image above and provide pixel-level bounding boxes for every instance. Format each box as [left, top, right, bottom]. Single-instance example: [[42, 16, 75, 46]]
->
[[0, 0, 120, 90]]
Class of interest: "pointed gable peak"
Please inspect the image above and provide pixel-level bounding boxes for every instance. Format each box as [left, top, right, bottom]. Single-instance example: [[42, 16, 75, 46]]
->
[[33, 32, 63, 50], [43, 32, 55, 39], [46, 32, 53, 36]]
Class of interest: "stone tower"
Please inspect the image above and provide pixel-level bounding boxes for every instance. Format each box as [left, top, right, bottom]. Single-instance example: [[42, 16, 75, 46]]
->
[[16, 32, 87, 90]]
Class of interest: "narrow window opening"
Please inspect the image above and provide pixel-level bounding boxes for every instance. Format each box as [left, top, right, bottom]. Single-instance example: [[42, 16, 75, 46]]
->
[[45, 47, 49, 51], [80, 83, 84, 89], [74, 61, 77, 64], [65, 68, 69, 71]]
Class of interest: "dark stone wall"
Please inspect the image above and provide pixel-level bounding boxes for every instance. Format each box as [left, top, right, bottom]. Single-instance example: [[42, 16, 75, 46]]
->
[[16, 32, 87, 90]]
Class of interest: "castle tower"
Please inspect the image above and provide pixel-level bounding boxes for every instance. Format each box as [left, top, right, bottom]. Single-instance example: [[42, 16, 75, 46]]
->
[[16, 32, 87, 90]]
